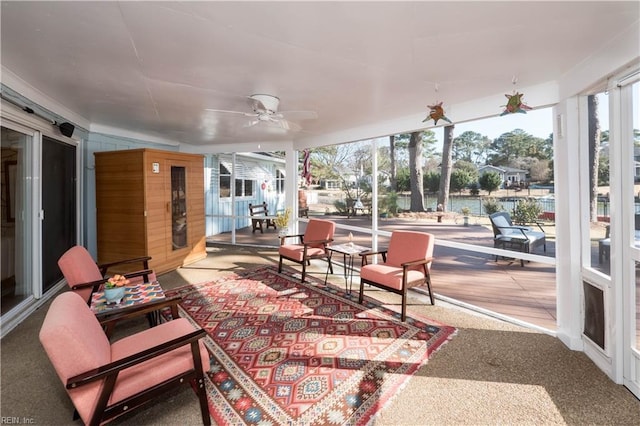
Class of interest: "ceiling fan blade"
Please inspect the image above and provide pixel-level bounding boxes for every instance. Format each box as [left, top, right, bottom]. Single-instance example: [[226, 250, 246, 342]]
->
[[279, 110, 318, 121], [242, 119, 261, 128], [205, 109, 257, 118], [277, 119, 301, 132]]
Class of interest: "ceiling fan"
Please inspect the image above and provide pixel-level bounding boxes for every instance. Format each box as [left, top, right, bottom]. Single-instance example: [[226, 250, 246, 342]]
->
[[205, 94, 317, 132]]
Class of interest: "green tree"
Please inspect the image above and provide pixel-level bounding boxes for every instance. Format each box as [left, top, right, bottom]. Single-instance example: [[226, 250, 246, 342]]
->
[[483, 197, 503, 215], [488, 129, 550, 165], [511, 199, 542, 225], [598, 156, 610, 185], [396, 168, 410, 192], [452, 131, 491, 165], [450, 169, 472, 194], [423, 171, 440, 194], [479, 171, 502, 195], [453, 160, 479, 182]]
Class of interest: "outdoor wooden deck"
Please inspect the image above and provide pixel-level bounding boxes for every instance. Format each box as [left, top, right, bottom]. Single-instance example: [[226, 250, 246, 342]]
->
[[208, 214, 559, 331]]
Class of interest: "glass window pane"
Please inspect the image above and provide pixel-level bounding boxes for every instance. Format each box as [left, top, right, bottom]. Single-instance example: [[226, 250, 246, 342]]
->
[[1, 126, 34, 314], [588, 92, 611, 275], [171, 166, 187, 250], [244, 180, 254, 197], [220, 176, 230, 198], [635, 262, 640, 350]]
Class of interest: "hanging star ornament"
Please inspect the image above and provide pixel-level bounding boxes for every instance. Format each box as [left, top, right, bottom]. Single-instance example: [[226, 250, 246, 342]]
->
[[500, 91, 532, 116], [422, 102, 452, 125]]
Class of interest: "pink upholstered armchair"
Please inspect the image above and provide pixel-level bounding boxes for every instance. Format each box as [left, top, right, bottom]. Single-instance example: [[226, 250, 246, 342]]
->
[[58, 245, 156, 303], [278, 219, 335, 282], [359, 231, 435, 321], [39, 292, 211, 426]]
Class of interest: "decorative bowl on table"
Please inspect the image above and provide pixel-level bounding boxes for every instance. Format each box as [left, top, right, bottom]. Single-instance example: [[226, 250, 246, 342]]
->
[[104, 274, 130, 304], [104, 286, 125, 304]]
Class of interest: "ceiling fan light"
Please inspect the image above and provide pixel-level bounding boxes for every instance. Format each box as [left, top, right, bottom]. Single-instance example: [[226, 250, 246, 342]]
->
[[249, 94, 280, 113]]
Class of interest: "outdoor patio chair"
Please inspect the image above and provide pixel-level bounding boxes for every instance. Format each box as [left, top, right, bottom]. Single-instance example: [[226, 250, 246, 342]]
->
[[598, 225, 611, 264], [359, 230, 435, 322], [599, 214, 640, 264], [58, 245, 181, 337], [489, 212, 546, 266], [58, 245, 156, 304], [278, 218, 335, 282], [39, 291, 211, 426]]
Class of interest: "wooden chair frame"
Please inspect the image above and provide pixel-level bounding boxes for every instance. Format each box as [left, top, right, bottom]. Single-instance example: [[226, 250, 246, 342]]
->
[[278, 233, 334, 282], [249, 202, 277, 233], [359, 249, 434, 322], [67, 329, 210, 426]]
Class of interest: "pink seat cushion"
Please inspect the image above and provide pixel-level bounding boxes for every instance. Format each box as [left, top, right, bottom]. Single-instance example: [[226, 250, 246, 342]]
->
[[109, 318, 210, 404], [360, 264, 427, 290], [279, 245, 326, 261]]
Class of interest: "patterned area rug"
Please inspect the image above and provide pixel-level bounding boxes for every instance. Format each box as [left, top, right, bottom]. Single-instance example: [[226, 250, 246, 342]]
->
[[165, 265, 456, 425]]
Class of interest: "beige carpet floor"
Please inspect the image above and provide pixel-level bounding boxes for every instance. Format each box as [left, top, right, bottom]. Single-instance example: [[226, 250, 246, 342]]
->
[[1, 244, 638, 425]]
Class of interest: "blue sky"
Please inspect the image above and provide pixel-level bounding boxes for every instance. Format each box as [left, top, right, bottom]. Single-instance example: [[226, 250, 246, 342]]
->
[[431, 92, 615, 149], [431, 107, 553, 149]]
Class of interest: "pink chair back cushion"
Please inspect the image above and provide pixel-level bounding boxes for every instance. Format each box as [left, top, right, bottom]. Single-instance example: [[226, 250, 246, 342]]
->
[[39, 292, 111, 423], [303, 219, 335, 248], [385, 231, 434, 270], [109, 318, 210, 404], [58, 246, 103, 302]]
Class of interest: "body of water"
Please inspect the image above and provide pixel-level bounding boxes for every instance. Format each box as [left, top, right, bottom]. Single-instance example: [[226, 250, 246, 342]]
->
[[397, 194, 613, 218]]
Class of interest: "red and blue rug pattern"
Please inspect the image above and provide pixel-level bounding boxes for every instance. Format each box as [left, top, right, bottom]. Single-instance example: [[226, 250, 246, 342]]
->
[[165, 265, 456, 425]]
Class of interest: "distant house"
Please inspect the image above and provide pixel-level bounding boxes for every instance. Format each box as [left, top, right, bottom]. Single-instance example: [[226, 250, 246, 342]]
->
[[205, 152, 286, 235], [478, 165, 528, 187], [601, 143, 640, 181]]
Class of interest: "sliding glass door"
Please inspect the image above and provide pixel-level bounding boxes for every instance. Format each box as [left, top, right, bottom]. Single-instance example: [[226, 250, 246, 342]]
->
[[41, 135, 77, 293], [1, 121, 77, 331], [1, 124, 34, 314]]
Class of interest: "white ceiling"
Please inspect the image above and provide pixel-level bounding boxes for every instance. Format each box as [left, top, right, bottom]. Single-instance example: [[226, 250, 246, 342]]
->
[[1, 1, 638, 149]]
